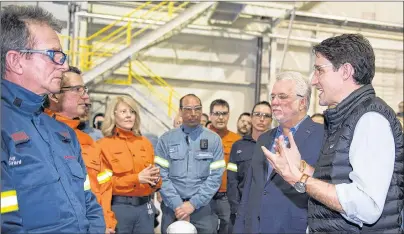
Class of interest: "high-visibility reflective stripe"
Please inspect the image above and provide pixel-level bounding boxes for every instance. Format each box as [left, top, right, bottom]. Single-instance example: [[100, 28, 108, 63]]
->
[[210, 159, 226, 170], [154, 156, 169, 168], [84, 175, 91, 191], [227, 162, 238, 172], [1, 190, 19, 214], [97, 169, 113, 184]]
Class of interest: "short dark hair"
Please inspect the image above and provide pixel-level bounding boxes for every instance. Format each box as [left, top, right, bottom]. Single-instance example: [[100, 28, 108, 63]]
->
[[1, 5, 63, 78], [251, 101, 272, 113], [61, 66, 82, 87], [313, 34, 375, 85], [179, 94, 202, 109], [238, 112, 251, 121], [67, 66, 81, 75], [93, 113, 105, 128], [210, 99, 229, 113], [202, 113, 209, 120], [205, 120, 212, 127], [311, 113, 324, 119]]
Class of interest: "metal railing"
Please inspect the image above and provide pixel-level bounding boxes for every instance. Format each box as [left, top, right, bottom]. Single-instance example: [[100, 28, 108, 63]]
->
[[59, 2, 189, 117], [59, 1, 189, 71], [104, 60, 181, 117]]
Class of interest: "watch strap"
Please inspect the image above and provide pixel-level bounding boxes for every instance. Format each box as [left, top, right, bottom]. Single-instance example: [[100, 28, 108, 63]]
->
[[300, 160, 307, 173], [300, 174, 309, 184]]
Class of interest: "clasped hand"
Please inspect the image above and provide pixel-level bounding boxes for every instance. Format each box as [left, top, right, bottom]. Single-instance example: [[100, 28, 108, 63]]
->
[[175, 201, 195, 221], [138, 164, 160, 186]]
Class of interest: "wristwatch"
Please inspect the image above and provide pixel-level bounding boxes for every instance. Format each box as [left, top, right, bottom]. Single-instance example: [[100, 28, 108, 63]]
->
[[294, 174, 309, 193]]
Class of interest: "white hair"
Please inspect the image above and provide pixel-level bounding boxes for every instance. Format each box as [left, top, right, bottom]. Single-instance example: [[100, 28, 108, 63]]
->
[[276, 71, 312, 111]]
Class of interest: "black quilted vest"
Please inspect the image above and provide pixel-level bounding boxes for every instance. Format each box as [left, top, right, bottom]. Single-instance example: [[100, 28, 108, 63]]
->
[[308, 85, 404, 233]]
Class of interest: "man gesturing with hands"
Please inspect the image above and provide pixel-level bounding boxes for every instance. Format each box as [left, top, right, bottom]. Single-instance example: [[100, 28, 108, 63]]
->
[[263, 34, 403, 233]]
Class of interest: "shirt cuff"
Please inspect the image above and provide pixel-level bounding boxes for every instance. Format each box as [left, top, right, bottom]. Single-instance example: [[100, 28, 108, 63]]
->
[[189, 197, 201, 210], [335, 183, 363, 227], [171, 197, 184, 211]]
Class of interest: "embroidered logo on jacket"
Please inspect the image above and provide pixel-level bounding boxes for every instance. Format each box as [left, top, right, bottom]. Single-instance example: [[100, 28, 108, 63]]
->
[[9, 156, 22, 166]]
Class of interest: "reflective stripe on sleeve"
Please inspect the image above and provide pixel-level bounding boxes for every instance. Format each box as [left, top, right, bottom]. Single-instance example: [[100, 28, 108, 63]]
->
[[1, 190, 19, 214], [154, 156, 169, 168], [97, 169, 113, 184], [210, 159, 226, 170], [227, 162, 238, 172], [84, 175, 91, 191]]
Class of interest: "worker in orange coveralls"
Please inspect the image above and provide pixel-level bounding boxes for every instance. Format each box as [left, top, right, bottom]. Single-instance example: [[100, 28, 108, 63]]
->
[[45, 66, 116, 234], [98, 95, 162, 234], [208, 99, 241, 234]]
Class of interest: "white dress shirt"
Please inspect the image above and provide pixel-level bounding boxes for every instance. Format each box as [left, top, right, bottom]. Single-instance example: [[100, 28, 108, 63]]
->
[[335, 112, 395, 227]]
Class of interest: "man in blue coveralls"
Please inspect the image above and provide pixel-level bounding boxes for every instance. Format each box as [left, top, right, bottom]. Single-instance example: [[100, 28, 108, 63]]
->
[[1, 5, 105, 233], [155, 94, 225, 234]]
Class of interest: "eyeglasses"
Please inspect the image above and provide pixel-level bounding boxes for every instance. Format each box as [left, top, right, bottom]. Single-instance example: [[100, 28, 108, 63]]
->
[[115, 109, 136, 116], [18, 49, 67, 65], [60, 85, 88, 96], [270, 93, 304, 101], [313, 63, 333, 76], [181, 106, 202, 113], [252, 112, 272, 119], [211, 111, 229, 117]]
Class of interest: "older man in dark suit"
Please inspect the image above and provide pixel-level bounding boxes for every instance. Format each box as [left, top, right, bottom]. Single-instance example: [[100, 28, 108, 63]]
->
[[234, 71, 324, 233]]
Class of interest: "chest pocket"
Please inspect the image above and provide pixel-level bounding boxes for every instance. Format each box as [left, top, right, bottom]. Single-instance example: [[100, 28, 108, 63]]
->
[[11, 134, 60, 190], [111, 151, 133, 174], [64, 160, 85, 179], [168, 145, 186, 178], [137, 146, 152, 169], [195, 151, 213, 178], [9, 131, 62, 230], [235, 151, 252, 178]]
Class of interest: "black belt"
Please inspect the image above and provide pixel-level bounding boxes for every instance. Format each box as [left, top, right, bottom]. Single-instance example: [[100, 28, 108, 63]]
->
[[112, 195, 150, 206], [213, 192, 227, 200]]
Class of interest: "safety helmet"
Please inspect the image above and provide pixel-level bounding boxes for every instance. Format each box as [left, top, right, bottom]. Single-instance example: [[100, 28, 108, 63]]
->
[[166, 220, 197, 234]]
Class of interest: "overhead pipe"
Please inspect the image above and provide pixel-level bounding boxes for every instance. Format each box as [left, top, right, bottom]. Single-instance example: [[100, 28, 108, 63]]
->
[[279, 22, 403, 41], [254, 36, 263, 103], [82, 2, 215, 85], [267, 33, 403, 52], [240, 3, 403, 33], [279, 8, 295, 72]]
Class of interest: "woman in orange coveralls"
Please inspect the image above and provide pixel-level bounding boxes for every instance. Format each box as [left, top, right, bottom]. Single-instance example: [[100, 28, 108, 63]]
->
[[44, 66, 116, 233], [98, 96, 162, 234]]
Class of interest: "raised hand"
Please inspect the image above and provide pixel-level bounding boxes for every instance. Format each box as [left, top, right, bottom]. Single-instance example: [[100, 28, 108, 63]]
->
[[261, 132, 302, 185]]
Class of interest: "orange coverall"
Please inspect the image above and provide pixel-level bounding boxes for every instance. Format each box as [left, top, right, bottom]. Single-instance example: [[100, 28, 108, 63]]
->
[[97, 127, 162, 198], [209, 127, 241, 192], [45, 109, 117, 230]]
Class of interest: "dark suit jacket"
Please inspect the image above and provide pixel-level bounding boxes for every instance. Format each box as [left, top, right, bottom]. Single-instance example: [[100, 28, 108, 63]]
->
[[234, 117, 324, 234]]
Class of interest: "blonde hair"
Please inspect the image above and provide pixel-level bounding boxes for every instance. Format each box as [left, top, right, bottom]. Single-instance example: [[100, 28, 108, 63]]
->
[[102, 96, 141, 137]]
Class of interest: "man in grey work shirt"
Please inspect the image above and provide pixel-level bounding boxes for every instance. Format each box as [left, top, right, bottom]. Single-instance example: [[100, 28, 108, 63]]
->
[[263, 34, 403, 233], [155, 94, 225, 234]]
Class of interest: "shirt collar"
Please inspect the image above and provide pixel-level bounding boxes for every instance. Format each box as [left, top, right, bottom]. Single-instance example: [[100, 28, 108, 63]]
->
[[209, 125, 229, 138], [114, 127, 136, 139], [242, 134, 255, 142], [276, 115, 309, 136], [44, 108, 80, 129], [181, 124, 202, 135], [2, 79, 45, 115]]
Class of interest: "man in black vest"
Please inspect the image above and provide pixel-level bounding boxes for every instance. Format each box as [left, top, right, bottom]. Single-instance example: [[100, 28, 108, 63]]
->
[[263, 34, 404, 233]]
